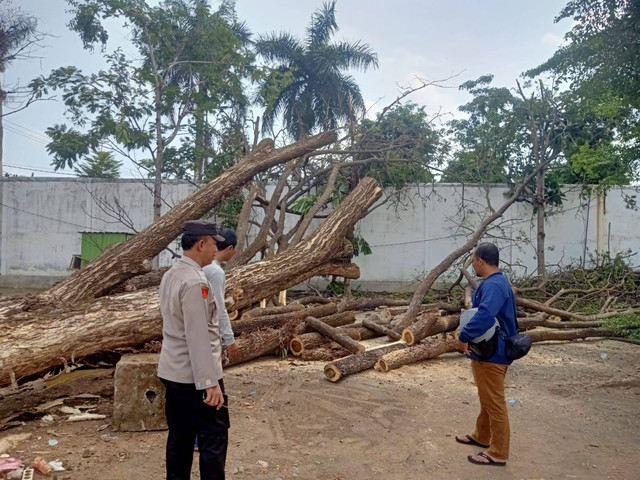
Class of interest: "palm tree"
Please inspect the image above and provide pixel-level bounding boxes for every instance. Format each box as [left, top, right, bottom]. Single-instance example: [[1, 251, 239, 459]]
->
[[255, 1, 378, 140]]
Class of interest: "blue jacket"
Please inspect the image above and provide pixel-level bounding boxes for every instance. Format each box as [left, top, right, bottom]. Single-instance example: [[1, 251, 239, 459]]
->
[[459, 271, 517, 365]]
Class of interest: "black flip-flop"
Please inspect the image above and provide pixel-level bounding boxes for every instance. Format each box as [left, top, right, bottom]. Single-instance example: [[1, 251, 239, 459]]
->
[[455, 434, 489, 448], [467, 451, 506, 467]]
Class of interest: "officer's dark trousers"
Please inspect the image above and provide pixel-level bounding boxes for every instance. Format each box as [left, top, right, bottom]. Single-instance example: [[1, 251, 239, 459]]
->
[[161, 378, 229, 480]]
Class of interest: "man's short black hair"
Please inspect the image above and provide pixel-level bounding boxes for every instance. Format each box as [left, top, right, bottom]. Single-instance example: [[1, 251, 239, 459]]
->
[[181, 233, 209, 251], [474, 242, 499, 266], [216, 227, 237, 250]]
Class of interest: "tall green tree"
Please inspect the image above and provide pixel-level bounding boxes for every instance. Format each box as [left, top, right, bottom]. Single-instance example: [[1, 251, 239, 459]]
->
[[254, 0, 378, 140], [443, 75, 622, 274], [74, 151, 122, 178], [356, 102, 445, 190], [527, 0, 640, 175], [0, 0, 41, 175], [32, 0, 253, 222]]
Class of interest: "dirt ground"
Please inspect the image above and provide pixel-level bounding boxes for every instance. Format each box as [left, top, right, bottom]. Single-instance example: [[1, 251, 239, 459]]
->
[[1, 336, 639, 480]]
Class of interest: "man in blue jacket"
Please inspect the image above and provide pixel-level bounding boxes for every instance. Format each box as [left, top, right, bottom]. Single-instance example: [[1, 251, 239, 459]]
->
[[456, 242, 517, 467]]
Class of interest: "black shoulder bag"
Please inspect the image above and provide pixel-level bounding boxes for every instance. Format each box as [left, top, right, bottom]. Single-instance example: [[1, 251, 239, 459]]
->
[[503, 296, 532, 361]]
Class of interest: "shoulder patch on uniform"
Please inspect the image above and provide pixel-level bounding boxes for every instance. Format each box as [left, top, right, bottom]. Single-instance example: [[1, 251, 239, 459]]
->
[[201, 286, 209, 298]]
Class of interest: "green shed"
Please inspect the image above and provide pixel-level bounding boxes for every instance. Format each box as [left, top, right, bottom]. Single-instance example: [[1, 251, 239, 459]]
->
[[80, 232, 132, 267]]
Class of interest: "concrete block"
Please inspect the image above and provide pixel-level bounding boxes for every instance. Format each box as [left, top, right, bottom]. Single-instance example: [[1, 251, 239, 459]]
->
[[113, 353, 166, 431]]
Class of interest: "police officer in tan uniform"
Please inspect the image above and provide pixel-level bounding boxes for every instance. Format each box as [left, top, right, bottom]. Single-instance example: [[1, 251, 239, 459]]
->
[[158, 220, 229, 480]]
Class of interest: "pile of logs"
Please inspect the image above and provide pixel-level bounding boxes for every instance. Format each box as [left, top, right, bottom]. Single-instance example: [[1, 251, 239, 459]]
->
[[223, 293, 621, 384]]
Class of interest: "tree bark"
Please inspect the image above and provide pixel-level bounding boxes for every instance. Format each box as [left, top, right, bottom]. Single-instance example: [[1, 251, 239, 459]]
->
[[338, 297, 411, 312], [232, 303, 337, 336], [377, 328, 616, 373], [401, 313, 460, 345], [305, 316, 365, 354], [241, 304, 305, 320], [41, 131, 337, 304], [225, 177, 382, 312], [289, 327, 361, 356], [376, 335, 459, 372], [525, 328, 614, 342], [289, 314, 391, 356], [362, 318, 401, 341]]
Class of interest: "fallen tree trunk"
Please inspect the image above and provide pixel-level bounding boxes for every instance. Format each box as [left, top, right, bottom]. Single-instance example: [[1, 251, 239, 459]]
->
[[292, 296, 334, 306], [305, 317, 365, 354], [241, 304, 305, 319], [338, 297, 411, 312], [524, 327, 615, 342], [376, 335, 459, 372], [385, 303, 461, 318], [226, 178, 382, 312], [323, 342, 407, 382], [233, 304, 337, 336], [0, 178, 381, 387], [41, 131, 337, 305], [299, 346, 351, 362], [377, 327, 617, 373]]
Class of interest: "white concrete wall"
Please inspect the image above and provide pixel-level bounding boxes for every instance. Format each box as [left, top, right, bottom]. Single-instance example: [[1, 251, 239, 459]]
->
[[0, 178, 195, 286], [1, 178, 637, 289]]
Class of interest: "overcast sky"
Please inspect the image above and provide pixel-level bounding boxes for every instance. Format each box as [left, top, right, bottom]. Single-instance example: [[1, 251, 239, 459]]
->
[[2, 0, 571, 178]]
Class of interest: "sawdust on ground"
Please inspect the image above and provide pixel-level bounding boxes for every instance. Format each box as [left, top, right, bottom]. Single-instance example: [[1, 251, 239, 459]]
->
[[1, 337, 639, 480]]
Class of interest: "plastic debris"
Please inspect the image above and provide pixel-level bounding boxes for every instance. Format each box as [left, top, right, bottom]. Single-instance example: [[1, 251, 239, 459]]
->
[[508, 398, 517, 404], [59, 406, 82, 415], [21, 467, 35, 480], [600, 353, 608, 359], [6, 467, 24, 480], [47, 439, 58, 447], [49, 460, 65, 472], [33, 456, 52, 475], [0, 457, 23, 474], [67, 413, 107, 422]]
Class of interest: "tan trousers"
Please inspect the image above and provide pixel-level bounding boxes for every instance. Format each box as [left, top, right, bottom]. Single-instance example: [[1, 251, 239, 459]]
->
[[471, 360, 510, 460]]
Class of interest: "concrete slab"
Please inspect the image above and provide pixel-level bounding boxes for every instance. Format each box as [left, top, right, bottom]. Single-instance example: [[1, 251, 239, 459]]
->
[[112, 353, 166, 432]]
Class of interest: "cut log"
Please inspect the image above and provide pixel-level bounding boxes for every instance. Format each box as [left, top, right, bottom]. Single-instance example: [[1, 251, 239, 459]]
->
[[305, 316, 365, 354], [291, 296, 333, 305], [362, 318, 401, 341], [338, 297, 411, 312], [290, 327, 362, 356], [289, 314, 390, 355], [524, 328, 614, 342], [323, 342, 407, 382], [385, 303, 461, 318], [401, 313, 460, 345], [233, 304, 337, 336], [377, 327, 617, 373], [299, 346, 351, 362], [241, 304, 305, 320], [42, 131, 338, 304], [376, 335, 459, 372]]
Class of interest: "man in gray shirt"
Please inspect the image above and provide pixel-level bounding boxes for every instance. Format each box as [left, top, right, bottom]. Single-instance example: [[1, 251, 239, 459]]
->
[[158, 220, 229, 480], [203, 227, 238, 358]]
